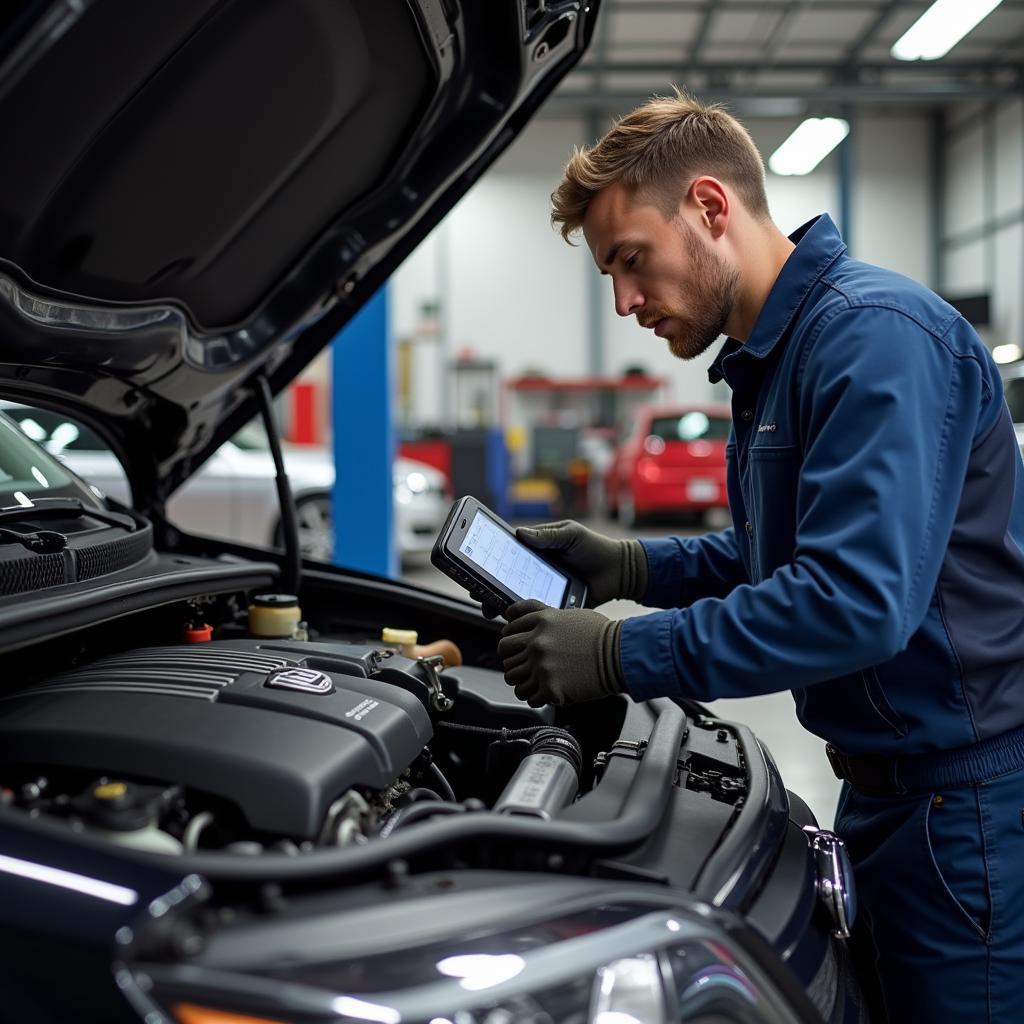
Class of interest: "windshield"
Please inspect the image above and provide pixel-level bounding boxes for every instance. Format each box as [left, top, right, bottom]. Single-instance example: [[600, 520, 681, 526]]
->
[[231, 419, 270, 451], [0, 412, 103, 508], [649, 411, 732, 442]]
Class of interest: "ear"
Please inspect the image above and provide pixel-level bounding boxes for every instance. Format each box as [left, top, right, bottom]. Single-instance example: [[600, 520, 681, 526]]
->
[[689, 177, 730, 240]]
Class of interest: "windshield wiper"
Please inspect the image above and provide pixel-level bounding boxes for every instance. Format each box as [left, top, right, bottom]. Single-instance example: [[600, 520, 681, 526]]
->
[[0, 497, 136, 532]]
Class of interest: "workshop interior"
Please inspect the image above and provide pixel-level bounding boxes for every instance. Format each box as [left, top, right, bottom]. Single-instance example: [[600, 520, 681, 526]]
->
[[0, 1, 1020, 1022]]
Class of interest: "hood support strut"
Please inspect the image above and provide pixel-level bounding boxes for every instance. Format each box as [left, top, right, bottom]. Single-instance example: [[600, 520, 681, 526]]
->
[[253, 375, 301, 598]]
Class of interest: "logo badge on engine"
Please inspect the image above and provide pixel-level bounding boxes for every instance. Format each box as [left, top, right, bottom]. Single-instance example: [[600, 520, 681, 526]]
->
[[264, 667, 334, 695]]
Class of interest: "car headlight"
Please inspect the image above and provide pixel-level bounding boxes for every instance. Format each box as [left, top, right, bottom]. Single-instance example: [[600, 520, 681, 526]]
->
[[120, 899, 816, 1024], [393, 470, 430, 497], [405, 472, 428, 495]]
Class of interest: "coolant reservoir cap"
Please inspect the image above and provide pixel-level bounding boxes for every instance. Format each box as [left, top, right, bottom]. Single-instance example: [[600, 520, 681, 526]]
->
[[72, 779, 157, 831], [252, 593, 299, 607]]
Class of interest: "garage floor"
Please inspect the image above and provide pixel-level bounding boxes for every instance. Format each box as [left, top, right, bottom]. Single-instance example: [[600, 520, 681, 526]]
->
[[401, 513, 843, 829]]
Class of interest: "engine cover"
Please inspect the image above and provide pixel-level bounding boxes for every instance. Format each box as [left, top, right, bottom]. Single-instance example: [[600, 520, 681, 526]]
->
[[0, 640, 432, 838]]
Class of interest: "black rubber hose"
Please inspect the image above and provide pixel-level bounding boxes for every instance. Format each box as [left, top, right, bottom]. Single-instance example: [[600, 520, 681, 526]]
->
[[378, 801, 466, 839], [254, 374, 301, 597], [125, 699, 686, 884], [426, 761, 457, 802]]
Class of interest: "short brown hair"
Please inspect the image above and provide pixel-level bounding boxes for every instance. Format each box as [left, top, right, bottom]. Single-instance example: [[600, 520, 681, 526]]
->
[[551, 89, 770, 242]]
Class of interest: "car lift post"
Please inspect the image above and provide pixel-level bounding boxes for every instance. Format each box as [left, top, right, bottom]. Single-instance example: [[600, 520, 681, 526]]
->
[[331, 284, 397, 577]]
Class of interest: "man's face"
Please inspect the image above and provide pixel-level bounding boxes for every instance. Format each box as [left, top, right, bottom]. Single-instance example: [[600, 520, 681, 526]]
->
[[582, 182, 739, 360]]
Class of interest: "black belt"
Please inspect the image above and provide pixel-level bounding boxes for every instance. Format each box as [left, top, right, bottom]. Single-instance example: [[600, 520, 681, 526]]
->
[[826, 723, 1024, 796]]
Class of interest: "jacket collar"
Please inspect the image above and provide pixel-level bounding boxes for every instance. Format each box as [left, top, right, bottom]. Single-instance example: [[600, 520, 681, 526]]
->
[[709, 213, 847, 384]]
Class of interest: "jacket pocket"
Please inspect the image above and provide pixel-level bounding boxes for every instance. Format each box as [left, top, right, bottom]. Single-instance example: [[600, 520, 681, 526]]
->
[[860, 665, 908, 738], [745, 444, 799, 583]]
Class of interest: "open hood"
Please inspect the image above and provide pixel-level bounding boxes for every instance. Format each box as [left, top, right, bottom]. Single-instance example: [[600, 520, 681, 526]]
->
[[0, 0, 598, 512]]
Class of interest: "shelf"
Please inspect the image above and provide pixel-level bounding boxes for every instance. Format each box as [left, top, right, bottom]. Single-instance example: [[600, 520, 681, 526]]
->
[[507, 375, 667, 392]]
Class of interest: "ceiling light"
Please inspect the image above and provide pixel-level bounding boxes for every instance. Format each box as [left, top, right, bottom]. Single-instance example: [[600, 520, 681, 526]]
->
[[993, 344, 1022, 364], [891, 0, 1004, 61], [768, 118, 850, 176]]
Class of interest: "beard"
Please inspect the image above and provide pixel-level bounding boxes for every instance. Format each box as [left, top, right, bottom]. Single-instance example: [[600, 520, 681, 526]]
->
[[645, 223, 739, 361]]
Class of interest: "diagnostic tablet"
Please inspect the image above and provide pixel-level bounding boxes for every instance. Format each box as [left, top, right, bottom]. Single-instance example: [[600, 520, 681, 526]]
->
[[431, 496, 587, 614]]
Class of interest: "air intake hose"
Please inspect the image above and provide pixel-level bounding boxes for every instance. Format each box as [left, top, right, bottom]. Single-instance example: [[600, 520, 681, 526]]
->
[[492, 727, 582, 819]]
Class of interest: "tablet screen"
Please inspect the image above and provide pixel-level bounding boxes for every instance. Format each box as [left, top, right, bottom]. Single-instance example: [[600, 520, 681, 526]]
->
[[459, 511, 568, 607]]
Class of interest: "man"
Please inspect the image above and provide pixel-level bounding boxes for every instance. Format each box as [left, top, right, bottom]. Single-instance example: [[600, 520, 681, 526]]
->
[[495, 92, 1024, 1021]]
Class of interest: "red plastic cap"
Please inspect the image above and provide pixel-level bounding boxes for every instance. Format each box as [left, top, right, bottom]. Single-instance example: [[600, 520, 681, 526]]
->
[[184, 623, 214, 643]]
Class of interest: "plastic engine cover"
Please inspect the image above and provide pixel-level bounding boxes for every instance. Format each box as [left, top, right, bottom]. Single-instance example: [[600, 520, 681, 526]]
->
[[0, 640, 432, 838]]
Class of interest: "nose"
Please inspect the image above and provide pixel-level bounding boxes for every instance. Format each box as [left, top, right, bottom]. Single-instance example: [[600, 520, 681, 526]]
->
[[613, 278, 644, 318]]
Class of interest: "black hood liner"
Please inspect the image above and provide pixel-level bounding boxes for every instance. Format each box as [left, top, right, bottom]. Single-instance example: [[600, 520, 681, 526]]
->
[[1, 0, 431, 328], [0, 0, 598, 512]]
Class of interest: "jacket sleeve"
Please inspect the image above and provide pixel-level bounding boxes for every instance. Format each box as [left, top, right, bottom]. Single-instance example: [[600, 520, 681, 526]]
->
[[620, 307, 994, 702], [639, 531, 749, 608]]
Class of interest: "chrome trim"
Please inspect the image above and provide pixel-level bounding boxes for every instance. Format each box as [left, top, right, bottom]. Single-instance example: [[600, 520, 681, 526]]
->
[[264, 667, 334, 695], [803, 827, 857, 939]]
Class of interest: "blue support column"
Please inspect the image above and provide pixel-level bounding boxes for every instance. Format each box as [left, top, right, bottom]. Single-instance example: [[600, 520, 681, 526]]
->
[[331, 285, 396, 577]]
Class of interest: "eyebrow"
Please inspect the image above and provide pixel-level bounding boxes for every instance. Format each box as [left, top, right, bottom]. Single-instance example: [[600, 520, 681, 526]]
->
[[598, 240, 641, 275], [598, 239, 618, 272], [598, 242, 622, 274]]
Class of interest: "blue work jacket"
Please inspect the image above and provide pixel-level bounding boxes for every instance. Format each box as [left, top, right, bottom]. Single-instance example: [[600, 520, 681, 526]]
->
[[619, 214, 1024, 756]]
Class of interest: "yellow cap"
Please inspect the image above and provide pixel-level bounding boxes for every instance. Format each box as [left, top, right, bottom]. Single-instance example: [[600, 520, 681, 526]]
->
[[381, 627, 418, 645], [94, 781, 128, 801]]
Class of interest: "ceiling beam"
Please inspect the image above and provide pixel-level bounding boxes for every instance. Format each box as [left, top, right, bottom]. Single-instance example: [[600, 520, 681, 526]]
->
[[606, 0, 1024, 11], [575, 60, 1023, 74], [543, 80, 1023, 114], [686, 0, 716, 63], [842, 0, 904, 63]]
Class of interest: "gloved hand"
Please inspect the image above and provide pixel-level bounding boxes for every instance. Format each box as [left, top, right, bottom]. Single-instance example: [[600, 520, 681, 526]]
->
[[480, 520, 648, 618], [497, 599, 625, 707]]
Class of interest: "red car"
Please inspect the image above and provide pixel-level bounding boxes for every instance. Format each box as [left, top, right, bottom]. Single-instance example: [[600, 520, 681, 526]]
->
[[605, 404, 732, 526]]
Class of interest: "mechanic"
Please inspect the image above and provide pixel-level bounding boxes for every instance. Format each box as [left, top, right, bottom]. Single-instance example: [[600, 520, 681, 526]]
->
[[493, 92, 1024, 1022]]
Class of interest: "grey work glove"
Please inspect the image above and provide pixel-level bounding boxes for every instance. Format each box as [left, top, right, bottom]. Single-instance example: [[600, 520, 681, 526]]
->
[[498, 599, 625, 708], [481, 520, 648, 619]]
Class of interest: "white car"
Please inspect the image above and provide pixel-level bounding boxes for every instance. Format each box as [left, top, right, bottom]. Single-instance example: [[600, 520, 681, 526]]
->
[[3, 405, 447, 564]]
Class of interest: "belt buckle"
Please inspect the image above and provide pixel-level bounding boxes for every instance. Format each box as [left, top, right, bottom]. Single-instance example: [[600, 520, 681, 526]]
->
[[825, 743, 846, 780]]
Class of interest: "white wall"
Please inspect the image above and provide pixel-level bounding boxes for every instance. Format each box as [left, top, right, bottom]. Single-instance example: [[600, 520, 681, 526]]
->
[[391, 110, 935, 418], [940, 98, 1024, 349]]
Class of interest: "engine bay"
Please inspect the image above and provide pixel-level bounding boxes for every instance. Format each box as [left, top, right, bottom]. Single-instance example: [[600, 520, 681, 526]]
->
[[0, 516, 833, 1024], [0, 568, 755, 893]]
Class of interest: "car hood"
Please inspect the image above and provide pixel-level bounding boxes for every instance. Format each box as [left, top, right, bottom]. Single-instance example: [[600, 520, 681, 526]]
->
[[0, 0, 597, 513]]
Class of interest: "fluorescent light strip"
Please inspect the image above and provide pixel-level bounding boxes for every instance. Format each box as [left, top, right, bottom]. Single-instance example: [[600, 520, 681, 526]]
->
[[891, 0, 1005, 61], [0, 853, 139, 906], [768, 118, 850, 176], [993, 344, 1022, 364]]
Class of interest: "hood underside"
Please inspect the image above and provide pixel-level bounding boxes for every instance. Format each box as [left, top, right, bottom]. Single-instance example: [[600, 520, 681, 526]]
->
[[0, 0, 597, 510]]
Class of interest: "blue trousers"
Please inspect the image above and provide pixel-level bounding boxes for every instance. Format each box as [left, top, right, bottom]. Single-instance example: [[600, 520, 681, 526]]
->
[[835, 766, 1024, 1022]]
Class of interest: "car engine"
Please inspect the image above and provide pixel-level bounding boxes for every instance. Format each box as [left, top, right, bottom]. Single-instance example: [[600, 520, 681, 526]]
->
[[0, 632, 584, 857]]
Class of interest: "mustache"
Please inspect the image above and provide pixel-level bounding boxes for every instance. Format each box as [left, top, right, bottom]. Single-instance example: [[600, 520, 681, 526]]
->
[[637, 310, 670, 329]]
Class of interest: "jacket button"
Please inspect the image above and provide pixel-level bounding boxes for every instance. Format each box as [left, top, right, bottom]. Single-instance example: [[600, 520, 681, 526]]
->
[[745, 521, 753, 537], [740, 409, 753, 422]]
